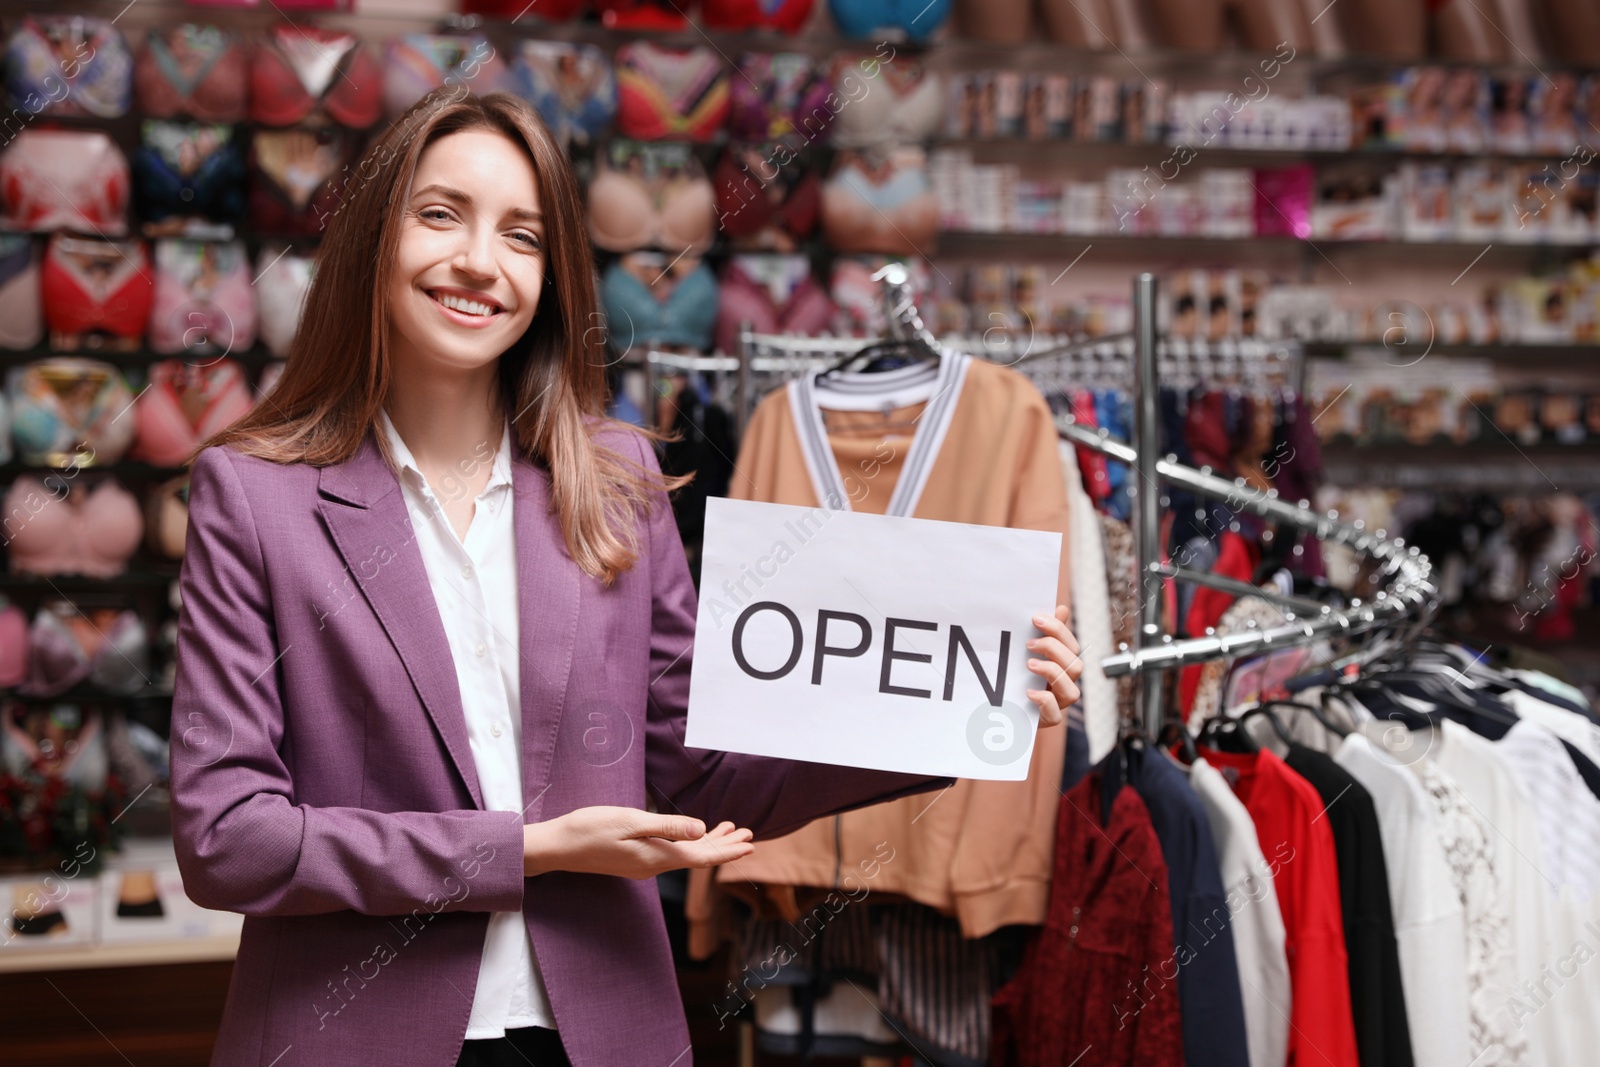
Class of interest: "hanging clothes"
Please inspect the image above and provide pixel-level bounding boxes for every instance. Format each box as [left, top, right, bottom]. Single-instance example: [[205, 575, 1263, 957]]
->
[[1335, 732, 1472, 1067], [1059, 440, 1117, 764], [1177, 754, 1291, 1067], [1196, 745, 1361, 1067], [1281, 744, 1415, 1067], [991, 770, 1184, 1067], [1113, 744, 1251, 1067]]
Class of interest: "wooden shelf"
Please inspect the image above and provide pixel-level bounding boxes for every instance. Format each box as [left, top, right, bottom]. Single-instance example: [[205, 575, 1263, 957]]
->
[[0, 931, 239, 975]]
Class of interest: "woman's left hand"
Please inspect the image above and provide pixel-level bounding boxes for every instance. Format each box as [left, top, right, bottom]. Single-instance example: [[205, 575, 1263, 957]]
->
[[1026, 605, 1084, 728]]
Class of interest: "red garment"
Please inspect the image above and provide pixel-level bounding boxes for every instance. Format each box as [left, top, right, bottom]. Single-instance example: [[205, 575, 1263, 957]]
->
[[991, 772, 1183, 1067], [1197, 746, 1360, 1067], [1071, 389, 1110, 506], [1179, 530, 1261, 711]]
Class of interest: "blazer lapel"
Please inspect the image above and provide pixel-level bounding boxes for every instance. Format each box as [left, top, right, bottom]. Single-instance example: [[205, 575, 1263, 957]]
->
[[512, 451, 580, 823], [316, 434, 486, 810]]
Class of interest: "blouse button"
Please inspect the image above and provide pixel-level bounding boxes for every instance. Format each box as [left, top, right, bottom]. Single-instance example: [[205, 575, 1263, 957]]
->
[[462, 564, 474, 580], [491, 723, 503, 738], [474, 642, 488, 657], [1069, 925, 1079, 937]]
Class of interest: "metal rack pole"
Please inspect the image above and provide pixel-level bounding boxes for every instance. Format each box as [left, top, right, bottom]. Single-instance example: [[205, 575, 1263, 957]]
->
[[1132, 273, 1164, 737]]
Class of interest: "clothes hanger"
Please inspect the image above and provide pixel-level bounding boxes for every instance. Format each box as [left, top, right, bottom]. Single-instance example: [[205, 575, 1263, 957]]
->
[[1158, 720, 1199, 764], [1196, 713, 1260, 754]]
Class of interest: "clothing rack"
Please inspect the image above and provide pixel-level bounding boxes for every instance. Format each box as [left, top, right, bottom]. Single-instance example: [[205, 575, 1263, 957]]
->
[[1050, 275, 1437, 736], [712, 271, 1435, 739]]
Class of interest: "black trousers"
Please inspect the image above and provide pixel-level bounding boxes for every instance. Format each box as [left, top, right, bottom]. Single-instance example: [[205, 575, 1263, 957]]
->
[[455, 1027, 571, 1067]]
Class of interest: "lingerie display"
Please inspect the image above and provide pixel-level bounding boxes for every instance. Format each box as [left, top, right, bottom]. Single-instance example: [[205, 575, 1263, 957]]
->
[[0, 234, 43, 352], [0, 129, 131, 236], [613, 42, 730, 142], [19, 603, 149, 698], [1, 704, 108, 789], [714, 145, 822, 251], [249, 23, 382, 129], [132, 358, 255, 468], [382, 32, 512, 118], [713, 255, 834, 355], [6, 357, 136, 466], [702, 0, 816, 34], [134, 23, 250, 123], [508, 40, 615, 148], [144, 476, 189, 561], [1, 474, 143, 578], [828, 0, 954, 42], [0, 598, 25, 687], [253, 243, 315, 358], [599, 253, 719, 353], [4, 16, 133, 119], [248, 127, 356, 236], [148, 239, 256, 357], [40, 235, 154, 351], [828, 55, 945, 148], [132, 121, 248, 237], [822, 148, 940, 256], [729, 53, 833, 142], [587, 141, 716, 256]]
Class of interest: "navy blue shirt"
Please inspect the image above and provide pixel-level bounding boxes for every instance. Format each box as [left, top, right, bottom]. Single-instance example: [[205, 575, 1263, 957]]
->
[[1108, 743, 1250, 1067]]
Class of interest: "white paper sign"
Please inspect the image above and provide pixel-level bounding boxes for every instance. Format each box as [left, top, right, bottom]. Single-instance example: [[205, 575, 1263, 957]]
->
[[685, 498, 1063, 781]]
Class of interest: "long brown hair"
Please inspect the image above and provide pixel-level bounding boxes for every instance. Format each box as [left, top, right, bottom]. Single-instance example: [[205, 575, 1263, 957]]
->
[[208, 90, 674, 584]]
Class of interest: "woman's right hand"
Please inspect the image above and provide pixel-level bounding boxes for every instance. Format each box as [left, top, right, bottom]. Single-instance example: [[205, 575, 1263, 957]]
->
[[522, 806, 754, 879]]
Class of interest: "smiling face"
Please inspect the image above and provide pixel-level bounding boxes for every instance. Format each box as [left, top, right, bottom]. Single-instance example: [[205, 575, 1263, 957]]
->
[[386, 127, 546, 381]]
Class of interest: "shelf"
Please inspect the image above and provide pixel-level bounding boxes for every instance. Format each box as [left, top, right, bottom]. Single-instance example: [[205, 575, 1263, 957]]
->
[[936, 231, 1598, 259], [0, 462, 186, 480], [0, 570, 177, 592], [1322, 443, 1600, 491], [940, 139, 1584, 167], [0, 345, 284, 369], [0, 931, 239, 975], [1304, 342, 1600, 360]]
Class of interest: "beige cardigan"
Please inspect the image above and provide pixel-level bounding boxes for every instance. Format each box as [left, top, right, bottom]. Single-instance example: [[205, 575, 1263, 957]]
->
[[687, 358, 1073, 951]]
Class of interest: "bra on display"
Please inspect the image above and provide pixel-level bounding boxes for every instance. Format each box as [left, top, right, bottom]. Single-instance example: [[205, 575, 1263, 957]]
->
[[461, 0, 587, 21], [703, 0, 816, 33], [0, 389, 9, 466], [588, 142, 716, 255], [600, 254, 719, 352], [41, 236, 154, 350], [0, 235, 43, 352], [133, 121, 248, 236], [614, 42, 729, 142], [134, 23, 249, 123], [248, 128, 355, 236], [0, 129, 130, 235], [729, 53, 833, 142], [5, 16, 133, 119], [255, 244, 315, 358], [145, 476, 189, 561], [509, 40, 615, 148], [149, 240, 256, 356], [0, 705, 108, 790], [828, 0, 953, 42], [21, 605, 149, 698], [133, 359, 255, 468], [2, 476, 142, 577], [828, 56, 944, 147], [383, 33, 512, 118], [822, 148, 939, 255], [7, 358, 137, 467], [0, 600, 24, 687], [596, 0, 693, 30], [249, 24, 382, 129], [714, 146, 822, 250], [714, 255, 834, 355]]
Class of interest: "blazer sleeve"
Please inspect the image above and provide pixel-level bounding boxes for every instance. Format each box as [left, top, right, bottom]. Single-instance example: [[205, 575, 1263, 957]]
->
[[169, 446, 527, 918], [630, 434, 952, 840]]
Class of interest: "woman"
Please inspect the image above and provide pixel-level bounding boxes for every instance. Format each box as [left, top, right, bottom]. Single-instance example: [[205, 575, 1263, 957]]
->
[[171, 90, 1083, 1067]]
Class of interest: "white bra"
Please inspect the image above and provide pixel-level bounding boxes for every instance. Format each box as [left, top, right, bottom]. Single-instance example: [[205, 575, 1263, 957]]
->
[[787, 351, 972, 517], [829, 58, 944, 148]]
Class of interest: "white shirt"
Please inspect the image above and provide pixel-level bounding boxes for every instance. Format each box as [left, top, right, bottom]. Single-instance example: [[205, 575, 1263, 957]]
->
[[1178, 755, 1290, 1067], [379, 410, 556, 1037], [1336, 732, 1471, 1067], [1495, 719, 1600, 902]]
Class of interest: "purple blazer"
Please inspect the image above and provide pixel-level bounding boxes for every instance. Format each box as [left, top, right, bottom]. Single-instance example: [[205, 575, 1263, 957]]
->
[[170, 426, 945, 1067]]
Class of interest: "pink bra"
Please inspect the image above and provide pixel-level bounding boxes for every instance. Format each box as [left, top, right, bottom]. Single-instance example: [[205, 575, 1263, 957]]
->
[[715, 257, 835, 354], [149, 239, 256, 356], [587, 142, 715, 255], [132, 359, 255, 468], [0, 600, 24, 687], [21, 605, 149, 698], [2, 476, 143, 579], [0, 129, 130, 235], [134, 23, 250, 123], [254, 243, 314, 358], [0, 235, 42, 352]]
